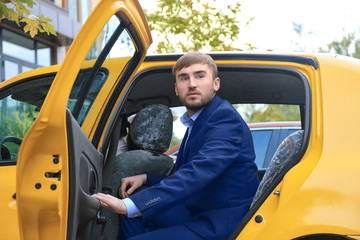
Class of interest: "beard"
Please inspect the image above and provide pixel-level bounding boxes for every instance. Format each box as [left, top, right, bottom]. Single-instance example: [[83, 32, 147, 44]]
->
[[180, 91, 215, 112]]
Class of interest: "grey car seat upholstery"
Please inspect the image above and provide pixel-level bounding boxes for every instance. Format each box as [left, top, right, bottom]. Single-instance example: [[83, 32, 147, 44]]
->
[[102, 104, 174, 240], [251, 130, 304, 207]]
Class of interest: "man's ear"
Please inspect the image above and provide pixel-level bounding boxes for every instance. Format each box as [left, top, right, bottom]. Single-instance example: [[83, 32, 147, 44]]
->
[[174, 82, 179, 96], [214, 77, 220, 92]]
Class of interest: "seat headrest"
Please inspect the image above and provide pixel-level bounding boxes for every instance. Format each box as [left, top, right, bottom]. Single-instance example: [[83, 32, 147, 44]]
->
[[129, 104, 173, 152]]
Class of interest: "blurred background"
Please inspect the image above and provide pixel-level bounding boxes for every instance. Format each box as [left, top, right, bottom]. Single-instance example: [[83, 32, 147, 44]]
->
[[139, 0, 360, 55], [1, 0, 359, 82]]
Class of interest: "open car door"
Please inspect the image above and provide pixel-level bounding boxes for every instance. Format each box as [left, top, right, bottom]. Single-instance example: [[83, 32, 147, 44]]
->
[[15, 0, 152, 239]]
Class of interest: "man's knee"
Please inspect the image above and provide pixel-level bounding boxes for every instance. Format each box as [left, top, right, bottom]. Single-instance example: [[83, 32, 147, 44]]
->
[[126, 225, 204, 240], [118, 216, 149, 240]]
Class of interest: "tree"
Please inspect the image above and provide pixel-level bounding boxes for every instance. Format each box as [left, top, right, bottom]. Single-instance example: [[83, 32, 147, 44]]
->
[[144, 0, 254, 53], [0, 0, 56, 38], [292, 22, 315, 52], [237, 104, 300, 123], [292, 21, 360, 59], [319, 32, 360, 59], [249, 105, 300, 123]]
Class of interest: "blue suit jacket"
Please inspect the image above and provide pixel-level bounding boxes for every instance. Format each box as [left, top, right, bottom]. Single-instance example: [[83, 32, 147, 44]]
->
[[130, 95, 259, 239]]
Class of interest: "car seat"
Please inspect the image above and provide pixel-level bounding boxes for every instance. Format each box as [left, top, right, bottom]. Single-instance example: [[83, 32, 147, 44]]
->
[[251, 130, 304, 207], [101, 104, 174, 240]]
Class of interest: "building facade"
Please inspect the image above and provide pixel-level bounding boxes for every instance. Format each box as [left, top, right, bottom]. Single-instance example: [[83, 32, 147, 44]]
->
[[0, 0, 97, 82]]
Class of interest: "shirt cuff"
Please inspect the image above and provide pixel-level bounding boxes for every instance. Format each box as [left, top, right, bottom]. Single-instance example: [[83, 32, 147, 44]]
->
[[123, 197, 142, 218]]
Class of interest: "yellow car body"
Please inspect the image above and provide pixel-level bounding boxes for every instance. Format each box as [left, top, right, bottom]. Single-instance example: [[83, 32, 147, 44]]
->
[[1, 0, 360, 239]]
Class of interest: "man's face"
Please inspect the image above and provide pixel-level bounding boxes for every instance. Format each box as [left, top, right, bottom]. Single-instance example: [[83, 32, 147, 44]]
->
[[175, 63, 220, 116]]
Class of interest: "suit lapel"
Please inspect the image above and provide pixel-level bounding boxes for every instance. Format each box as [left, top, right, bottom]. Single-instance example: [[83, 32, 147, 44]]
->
[[174, 129, 188, 170], [174, 95, 222, 170], [190, 95, 221, 138]]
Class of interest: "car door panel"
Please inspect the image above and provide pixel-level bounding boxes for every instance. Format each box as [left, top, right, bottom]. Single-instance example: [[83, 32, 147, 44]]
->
[[16, 1, 152, 239], [66, 109, 103, 239]]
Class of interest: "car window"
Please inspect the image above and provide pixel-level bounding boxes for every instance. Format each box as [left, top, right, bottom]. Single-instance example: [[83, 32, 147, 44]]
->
[[0, 78, 51, 164], [288, 129, 300, 135], [68, 15, 135, 125], [164, 104, 301, 170], [235, 103, 301, 168], [0, 14, 142, 163], [71, 14, 139, 148], [169, 106, 187, 149], [251, 130, 272, 168], [67, 67, 109, 125], [68, 15, 135, 127], [0, 70, 110, 164]]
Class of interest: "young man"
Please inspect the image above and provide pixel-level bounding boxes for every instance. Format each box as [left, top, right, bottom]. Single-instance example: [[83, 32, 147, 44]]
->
[[93, 52, 259, 240]]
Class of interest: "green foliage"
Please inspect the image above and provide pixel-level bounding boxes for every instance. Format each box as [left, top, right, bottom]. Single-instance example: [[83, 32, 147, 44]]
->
[[0, 110, 36, 159], [292, 22, 360, 59], [0, 0, 56, 38], [293, 22, 303, 36], [238, 104, 300, 123], [1, 110, 37, 139], [292, 22, 314, 52], [145, 0, 252, 53], [319, 33, 360, 59]]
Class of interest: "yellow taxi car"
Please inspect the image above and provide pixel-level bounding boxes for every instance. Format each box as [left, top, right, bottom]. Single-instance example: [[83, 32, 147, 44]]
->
[[1, 0, 360, 239]]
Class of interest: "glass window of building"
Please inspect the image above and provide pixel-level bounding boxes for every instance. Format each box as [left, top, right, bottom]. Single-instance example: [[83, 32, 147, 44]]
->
[[1, 29, 54, 82], [81, 0, 89, 23], [4, 60, 19, 80], [3, 30, 35, 63], [68, 0, 79, 22], [37, 42, 52, 66]]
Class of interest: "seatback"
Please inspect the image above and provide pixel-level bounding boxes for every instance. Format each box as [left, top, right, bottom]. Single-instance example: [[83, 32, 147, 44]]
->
[[251, 130, 304, 207], [102, 104, 175, 240], [112, 104, 174, 195], [128, 104, 173, 152]]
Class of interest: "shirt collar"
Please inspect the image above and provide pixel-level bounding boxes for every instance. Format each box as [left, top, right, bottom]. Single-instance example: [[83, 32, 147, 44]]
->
[[180, 108, 203, 128]]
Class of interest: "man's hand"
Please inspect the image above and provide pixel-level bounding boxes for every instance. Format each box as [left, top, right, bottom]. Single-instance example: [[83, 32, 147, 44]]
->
[[120, 174, 146, 198], [92, 193, 127, 215]]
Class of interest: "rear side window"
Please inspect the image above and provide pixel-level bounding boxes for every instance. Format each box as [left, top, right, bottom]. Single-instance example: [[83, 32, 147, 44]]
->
[[125, 66, 309, 171]]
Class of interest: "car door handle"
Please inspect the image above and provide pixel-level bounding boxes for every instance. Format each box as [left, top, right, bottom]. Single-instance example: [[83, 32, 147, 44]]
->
[[96, 208, 107, 235], [96, 209, 106, 224]]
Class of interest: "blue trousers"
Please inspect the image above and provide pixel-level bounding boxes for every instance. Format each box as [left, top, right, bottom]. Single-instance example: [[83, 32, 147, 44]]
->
[[117, 204, 205, 240]]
